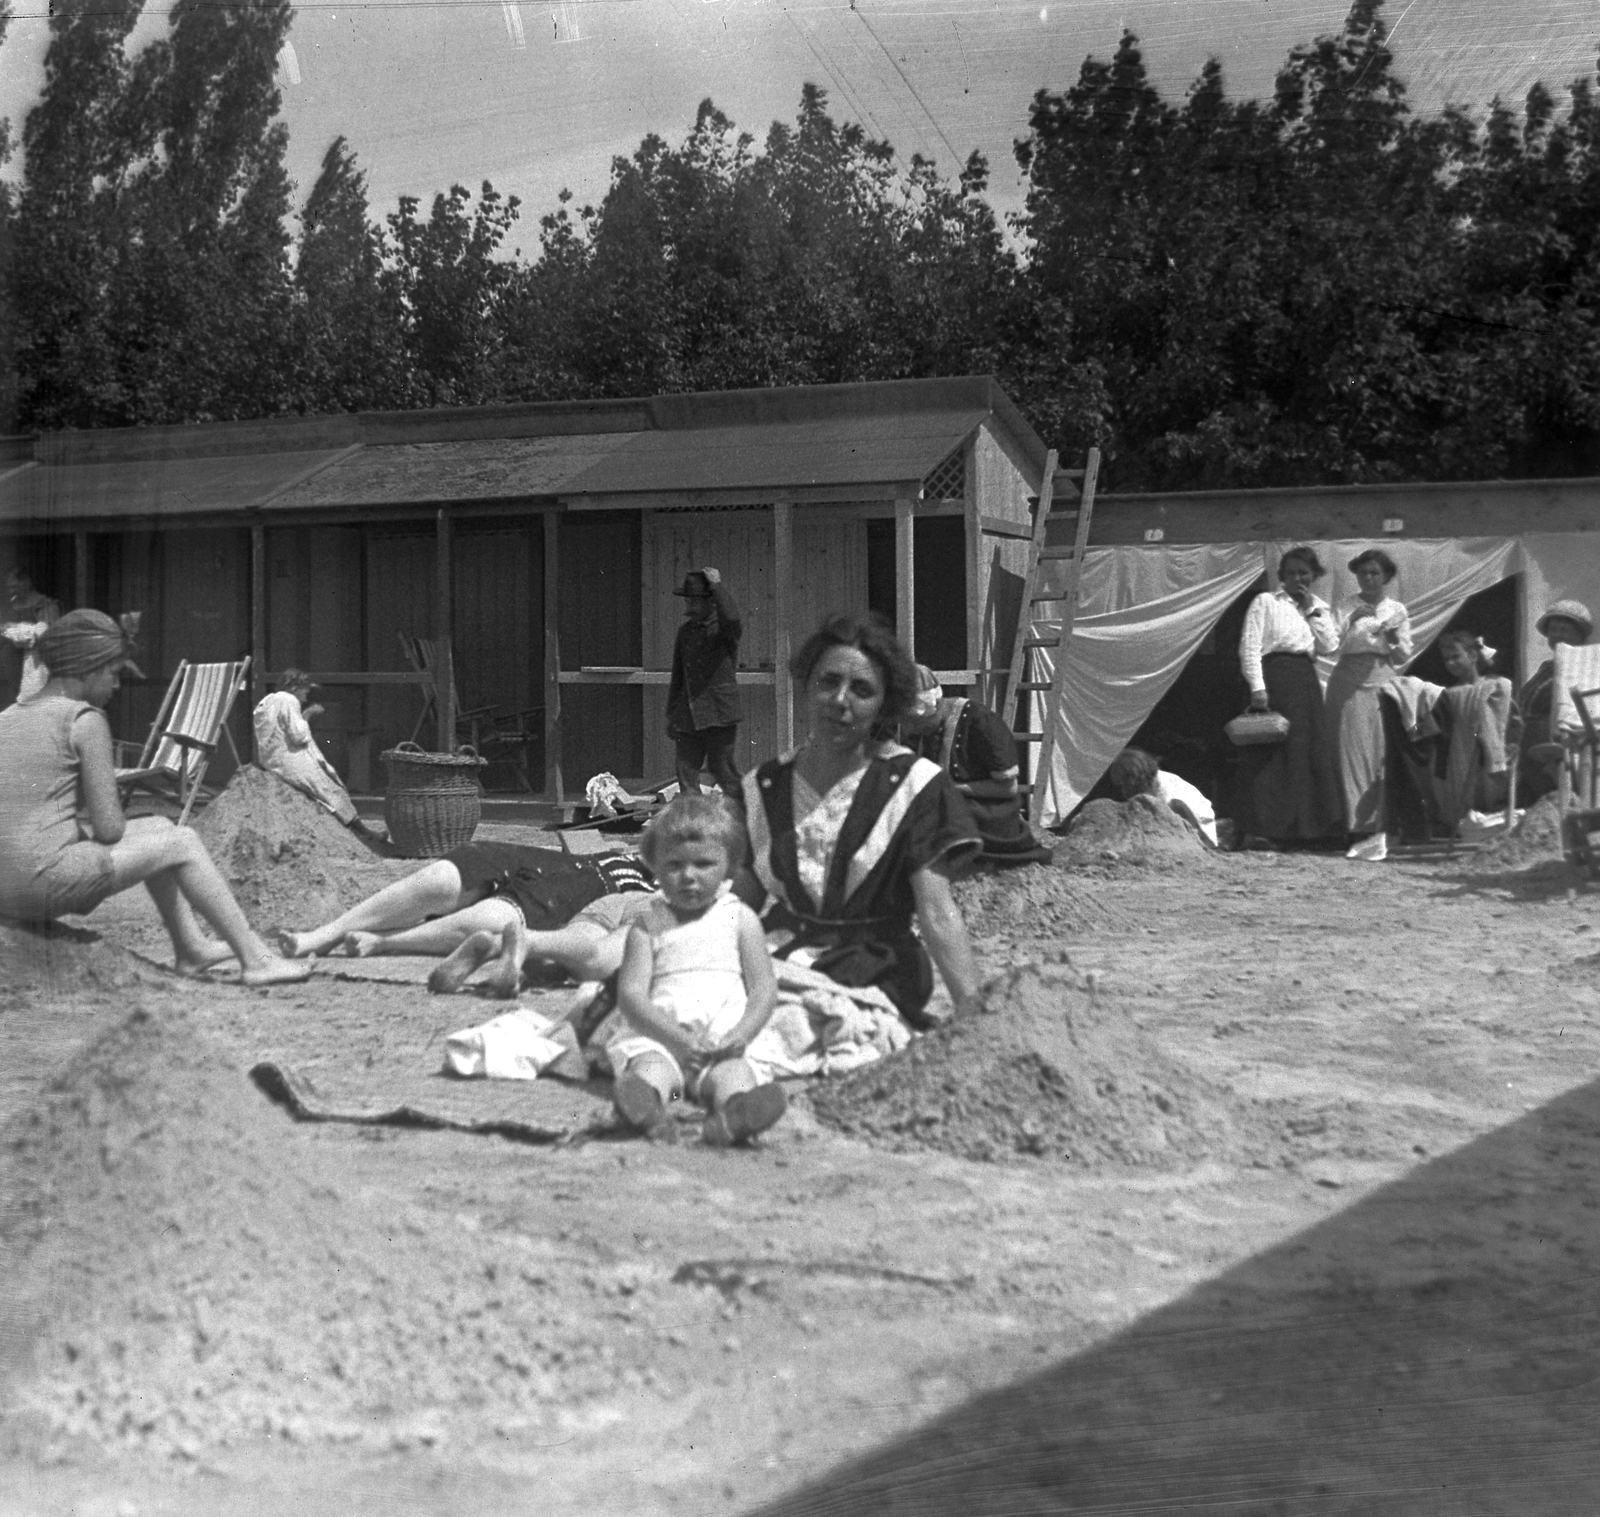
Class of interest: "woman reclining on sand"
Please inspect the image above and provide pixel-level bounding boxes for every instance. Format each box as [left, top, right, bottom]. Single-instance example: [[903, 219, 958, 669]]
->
[[278, 841, 657, 998], [0, 611, 310, 986]]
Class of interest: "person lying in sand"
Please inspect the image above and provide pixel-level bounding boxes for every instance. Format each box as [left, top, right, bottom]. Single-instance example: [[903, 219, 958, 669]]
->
[[609, 794, 787, 1146], [0, 611, 311, 986], [279, 841, 655, 999]]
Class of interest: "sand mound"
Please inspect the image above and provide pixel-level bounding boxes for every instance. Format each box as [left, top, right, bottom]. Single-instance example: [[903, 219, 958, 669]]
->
[[1465, 793, 1570, 874], [953, 866, 1132, 944], [810, 957, 1236, 1169], [194, 766, 397, 929], [0, 1003, 619, 1457], [0, 919, 157, 1000], [1053, 795, 1214, 872]]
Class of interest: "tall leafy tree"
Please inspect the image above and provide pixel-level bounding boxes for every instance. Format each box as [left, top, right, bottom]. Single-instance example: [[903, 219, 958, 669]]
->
[[0, 0, 16, 431], [295, 135, 408, 411], [108, 0, 298, 423], [13, 0, 296, 428], [385, 181, 520, 407], [12, 0, 150, 428]]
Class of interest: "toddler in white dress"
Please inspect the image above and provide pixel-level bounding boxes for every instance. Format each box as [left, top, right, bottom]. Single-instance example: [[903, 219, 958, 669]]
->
[[610, 794, 786, 1145]]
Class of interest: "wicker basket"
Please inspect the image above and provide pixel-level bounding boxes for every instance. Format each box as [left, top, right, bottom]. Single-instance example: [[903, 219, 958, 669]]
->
[[380, 742, 487, 858]]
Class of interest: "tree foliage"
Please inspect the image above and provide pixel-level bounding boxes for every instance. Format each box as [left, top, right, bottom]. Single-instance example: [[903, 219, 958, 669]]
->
[[1013, 0, 1600, 486], [4, 0, 1600, 490]]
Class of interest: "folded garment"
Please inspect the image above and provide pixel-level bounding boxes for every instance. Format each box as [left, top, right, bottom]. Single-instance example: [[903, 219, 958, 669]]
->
[[444, 983, 604, 1080]]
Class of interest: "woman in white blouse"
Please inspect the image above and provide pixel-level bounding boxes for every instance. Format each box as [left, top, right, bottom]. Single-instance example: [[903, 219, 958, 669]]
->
[[1326, 549, 1414, 861], [1233, 546, 1343, 847]]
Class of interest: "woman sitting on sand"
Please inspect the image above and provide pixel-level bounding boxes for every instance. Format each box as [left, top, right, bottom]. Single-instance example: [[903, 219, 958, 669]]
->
[[0, 611, 310, 986], [742, 612, 983, 1028], [1429, 632, 1514, 827]]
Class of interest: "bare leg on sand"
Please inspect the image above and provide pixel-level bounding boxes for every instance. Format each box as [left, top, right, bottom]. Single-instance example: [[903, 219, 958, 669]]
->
[[428, 917, 630, 998], [280, 861, 474, 957], [108, 817, 310, 987]]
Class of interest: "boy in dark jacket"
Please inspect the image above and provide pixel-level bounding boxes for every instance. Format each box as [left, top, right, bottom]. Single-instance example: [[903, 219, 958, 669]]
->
[[667, 567, 742, 797]]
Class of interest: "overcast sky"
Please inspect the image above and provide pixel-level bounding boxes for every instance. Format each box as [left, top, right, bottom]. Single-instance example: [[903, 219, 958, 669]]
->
[[2, 0, 1598, 241]]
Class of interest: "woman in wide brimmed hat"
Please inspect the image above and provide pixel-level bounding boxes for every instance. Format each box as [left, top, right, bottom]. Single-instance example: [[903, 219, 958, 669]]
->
[[1516, 598, 1594, 804], [0, 611, 310, 985]]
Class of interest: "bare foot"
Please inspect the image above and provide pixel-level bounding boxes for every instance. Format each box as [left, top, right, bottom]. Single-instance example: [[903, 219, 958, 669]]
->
[[478, 921, 524, 1000], [340, 931, 382, 958], [241, 957, 314, 988], [173, 939, 238, 977], [276, 929, 316, 959], [428, 931, 498, 994]]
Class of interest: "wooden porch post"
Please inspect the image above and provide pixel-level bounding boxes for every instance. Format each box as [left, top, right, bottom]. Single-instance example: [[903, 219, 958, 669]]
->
[[249, 524, 266, 749], [773, 499, 794, 755], [435, 508, 454, 752], [894, 496, 915, 658], [543, 508, 564, 803], [73, 529, 89, 610]]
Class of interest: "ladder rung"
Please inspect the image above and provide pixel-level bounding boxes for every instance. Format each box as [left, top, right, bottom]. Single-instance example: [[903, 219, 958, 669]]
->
[[1017, 681, 1052, 691], [1038, 545, 1084, 561], [1023, 638, 1060, 649], [1030, 593, 1070, 604], [1014, 732, 1046, 743]]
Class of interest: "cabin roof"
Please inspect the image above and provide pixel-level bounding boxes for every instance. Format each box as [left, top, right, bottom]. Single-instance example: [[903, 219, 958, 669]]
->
[[0, 376, 1044, 529]]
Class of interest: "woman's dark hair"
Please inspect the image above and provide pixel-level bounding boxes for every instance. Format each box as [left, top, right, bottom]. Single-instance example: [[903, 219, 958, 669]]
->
[[1439, 629, 1495, 675], [1348, 548, 1399, 582], [1105, 747, 1161, 802], [790, 612, 919, 724], [1278, 546, 1325, 579]]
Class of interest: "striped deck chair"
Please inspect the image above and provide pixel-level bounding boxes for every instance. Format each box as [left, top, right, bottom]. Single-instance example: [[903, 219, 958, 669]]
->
[[116, 657, 251, 826]]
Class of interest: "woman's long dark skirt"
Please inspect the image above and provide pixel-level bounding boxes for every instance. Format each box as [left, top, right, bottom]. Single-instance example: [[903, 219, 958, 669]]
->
[[1233, 653, 1342, 842]]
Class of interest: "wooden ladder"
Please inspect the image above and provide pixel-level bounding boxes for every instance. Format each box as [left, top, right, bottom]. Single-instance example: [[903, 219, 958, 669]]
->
[[1000, 446, 1101, 824]]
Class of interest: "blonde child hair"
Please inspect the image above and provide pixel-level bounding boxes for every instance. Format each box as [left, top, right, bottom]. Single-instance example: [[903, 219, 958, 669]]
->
[[639, 792, 747, 874]]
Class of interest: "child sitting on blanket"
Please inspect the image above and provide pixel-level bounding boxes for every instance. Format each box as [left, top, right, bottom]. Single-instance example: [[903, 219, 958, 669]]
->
[[609, 793, 788, 1146]]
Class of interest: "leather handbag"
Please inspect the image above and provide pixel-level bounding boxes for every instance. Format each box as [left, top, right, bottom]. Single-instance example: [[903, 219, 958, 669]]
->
[[1224, 708, 1291, 747]]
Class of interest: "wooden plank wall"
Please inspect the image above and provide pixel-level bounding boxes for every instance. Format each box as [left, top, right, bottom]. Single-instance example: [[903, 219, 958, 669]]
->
[[265, 525, 365, 776], [640, 507, 868, 779], [98, 530, 163, 750], [560, 512, 643, 784], [364, 530, 438, 757], [453, 519, 543, 787]]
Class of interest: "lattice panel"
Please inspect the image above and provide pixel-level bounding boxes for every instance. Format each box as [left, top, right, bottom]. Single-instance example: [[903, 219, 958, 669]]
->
[[921, 446, 965, 503]]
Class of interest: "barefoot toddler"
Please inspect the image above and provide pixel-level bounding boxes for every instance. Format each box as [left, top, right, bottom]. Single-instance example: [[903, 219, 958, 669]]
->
[[610, 794, 787, 1145]]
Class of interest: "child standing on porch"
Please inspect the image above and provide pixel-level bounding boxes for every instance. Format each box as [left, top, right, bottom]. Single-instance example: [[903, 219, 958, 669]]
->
[[609, 794, 787, 1146]]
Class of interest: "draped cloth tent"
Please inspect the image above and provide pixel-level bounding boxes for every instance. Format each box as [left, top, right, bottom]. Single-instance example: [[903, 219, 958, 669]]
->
[[1028, 532, 1600, 825]]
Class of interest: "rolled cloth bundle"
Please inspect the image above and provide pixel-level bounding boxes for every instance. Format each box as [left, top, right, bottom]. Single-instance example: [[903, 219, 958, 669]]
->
[[34, 609, 145, 680]]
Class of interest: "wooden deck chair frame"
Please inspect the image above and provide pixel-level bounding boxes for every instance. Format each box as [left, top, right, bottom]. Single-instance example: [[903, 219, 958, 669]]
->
[[398, 632, 538, 784], [116, 656, 251, 826], [1561, 686, 1600, 874]]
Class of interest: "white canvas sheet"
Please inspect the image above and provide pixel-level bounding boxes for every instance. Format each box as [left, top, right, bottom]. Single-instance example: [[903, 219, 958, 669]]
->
[[1027, 535, 1590, 825]]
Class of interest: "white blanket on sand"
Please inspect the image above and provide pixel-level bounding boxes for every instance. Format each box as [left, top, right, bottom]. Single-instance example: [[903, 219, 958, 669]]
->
[[443, 962, 911, 1082]]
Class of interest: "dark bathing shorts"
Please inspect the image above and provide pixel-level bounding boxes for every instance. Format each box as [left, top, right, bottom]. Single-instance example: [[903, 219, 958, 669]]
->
[[443, 842, 652, 931]]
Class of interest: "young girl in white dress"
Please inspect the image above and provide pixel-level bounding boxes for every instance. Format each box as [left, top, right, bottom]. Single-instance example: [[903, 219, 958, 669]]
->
[[610, 794, 787, 1146]]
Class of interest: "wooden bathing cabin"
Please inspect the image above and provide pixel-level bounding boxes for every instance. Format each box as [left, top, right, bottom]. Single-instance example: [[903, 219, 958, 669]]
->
[[0, 377, 1051, 800]]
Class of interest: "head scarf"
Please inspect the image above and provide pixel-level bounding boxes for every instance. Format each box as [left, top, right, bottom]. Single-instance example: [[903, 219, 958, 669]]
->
[[34, 609, 145, 680]]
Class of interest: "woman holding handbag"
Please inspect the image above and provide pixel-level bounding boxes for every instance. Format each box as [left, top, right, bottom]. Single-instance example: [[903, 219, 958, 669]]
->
[[1232, 546, 1342, 848]]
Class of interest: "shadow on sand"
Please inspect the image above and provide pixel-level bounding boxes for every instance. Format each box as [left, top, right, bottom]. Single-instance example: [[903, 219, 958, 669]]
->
[[1428, 858, 1590, 903], [753, 1079, 1600, 1515]]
